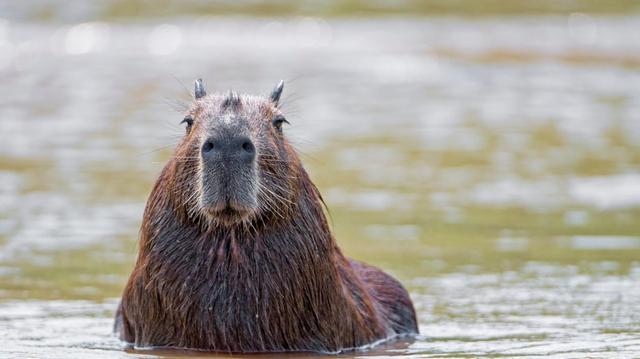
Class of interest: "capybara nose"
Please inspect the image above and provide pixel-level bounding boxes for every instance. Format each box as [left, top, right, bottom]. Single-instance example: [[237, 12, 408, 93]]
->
[[202, 135, 255, 163]]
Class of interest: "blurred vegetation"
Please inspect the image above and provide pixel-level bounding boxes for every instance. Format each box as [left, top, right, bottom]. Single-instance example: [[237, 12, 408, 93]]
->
[[103, 0, 640, 18], [8, 0, 640, 22]]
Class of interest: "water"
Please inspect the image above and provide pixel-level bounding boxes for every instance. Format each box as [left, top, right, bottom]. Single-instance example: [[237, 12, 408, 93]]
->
[[1, 16, 640, 358]]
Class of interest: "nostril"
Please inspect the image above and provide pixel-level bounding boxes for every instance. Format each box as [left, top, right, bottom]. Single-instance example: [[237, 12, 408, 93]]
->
[[241, 141, 255, 154], [202, 141, 214, 153]]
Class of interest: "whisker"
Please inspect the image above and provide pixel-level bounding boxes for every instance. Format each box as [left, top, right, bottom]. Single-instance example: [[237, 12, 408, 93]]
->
[[256, 185, 285, 220], [171, 74, 194, 101], [258, 183, 292, 210], [260, 169, 300, 184], [259, 177, 294, 198]]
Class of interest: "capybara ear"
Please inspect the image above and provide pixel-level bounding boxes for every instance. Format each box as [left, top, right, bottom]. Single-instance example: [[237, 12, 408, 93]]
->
[[195, 78, 206, 99], [269, 80, 284, 106]]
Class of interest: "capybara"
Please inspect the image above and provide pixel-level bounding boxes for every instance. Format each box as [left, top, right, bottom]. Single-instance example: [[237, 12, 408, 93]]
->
[[115, 79, 418, 353]]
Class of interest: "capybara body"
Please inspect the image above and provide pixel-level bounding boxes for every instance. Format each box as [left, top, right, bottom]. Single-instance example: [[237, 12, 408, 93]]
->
[[116, 80, 418, 353]]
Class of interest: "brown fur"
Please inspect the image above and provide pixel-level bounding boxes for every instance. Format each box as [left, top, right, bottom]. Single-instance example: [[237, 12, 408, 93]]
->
[[116, 88, 418, 353]]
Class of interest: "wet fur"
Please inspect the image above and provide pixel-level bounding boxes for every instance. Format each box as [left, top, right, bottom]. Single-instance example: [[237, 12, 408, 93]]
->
[[116, 90, 418, 353]]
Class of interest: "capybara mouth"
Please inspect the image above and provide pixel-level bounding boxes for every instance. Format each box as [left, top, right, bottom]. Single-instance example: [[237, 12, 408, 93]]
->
[[203, 203, 252, 224], [199, 171, 259, 225]]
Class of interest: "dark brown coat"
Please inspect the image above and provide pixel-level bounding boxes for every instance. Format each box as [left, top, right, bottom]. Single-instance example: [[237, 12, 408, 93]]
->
[[116, 84, 418, 354]]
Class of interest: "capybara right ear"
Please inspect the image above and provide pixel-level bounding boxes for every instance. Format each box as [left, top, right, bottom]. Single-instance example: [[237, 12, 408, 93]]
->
[[195, 78, 206, 99], [269, 80, 284, 106]]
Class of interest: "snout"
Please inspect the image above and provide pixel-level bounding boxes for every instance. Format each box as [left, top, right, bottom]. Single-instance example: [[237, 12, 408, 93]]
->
[[201, 135, 255, 163], [199, 133, 258, 222]]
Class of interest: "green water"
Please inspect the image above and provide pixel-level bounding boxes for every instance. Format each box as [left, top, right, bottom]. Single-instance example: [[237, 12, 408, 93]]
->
[[0, 15, 639, 358]]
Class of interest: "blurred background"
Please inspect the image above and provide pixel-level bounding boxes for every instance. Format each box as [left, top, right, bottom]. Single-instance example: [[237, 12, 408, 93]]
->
[[1, 1, 639, 358]]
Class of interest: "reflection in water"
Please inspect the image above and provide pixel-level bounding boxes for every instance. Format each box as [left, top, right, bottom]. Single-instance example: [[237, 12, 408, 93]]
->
[[562, 236, 640, 250], [0, 17, 639, 358]]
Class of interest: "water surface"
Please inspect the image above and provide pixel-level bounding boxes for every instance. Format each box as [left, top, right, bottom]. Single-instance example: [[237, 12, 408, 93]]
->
[[1, 16, 639, 358]]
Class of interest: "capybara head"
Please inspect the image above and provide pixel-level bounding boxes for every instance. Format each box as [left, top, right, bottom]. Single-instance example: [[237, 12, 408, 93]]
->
[[172, 79, 298, 227]]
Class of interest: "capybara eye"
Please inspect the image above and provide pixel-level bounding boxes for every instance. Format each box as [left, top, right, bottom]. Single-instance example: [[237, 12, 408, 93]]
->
[[272, 115, 289, 133], [180, 116, 194, 133]]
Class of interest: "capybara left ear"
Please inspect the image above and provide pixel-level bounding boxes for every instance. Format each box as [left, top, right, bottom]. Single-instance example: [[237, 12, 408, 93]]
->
[[270, 80, 284, 106], [195, 78, 206, 99]]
